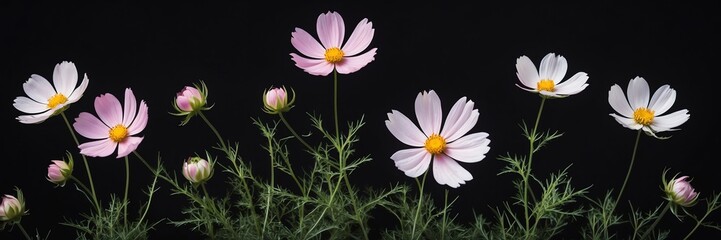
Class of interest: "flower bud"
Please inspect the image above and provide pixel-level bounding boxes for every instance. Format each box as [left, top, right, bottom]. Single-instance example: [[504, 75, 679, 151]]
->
[[665, 176, 699, 207], [0, 188, 26, 224], [263, 86, 295, 114], [171, 81, 211, 126], [47, 159, 73, 187], [182, 156, 213, 185]]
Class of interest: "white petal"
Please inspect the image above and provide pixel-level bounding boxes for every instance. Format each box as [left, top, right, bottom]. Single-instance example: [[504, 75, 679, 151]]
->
[[17, 111, 54, 124], [53, 61, 78, 96], [391, 148, 431, 178], [651, 109, 689, 132], [554, 72, 589, 95], [445, 132, 490, 163], [648, 85, 676, 116], [610, 113, 642, 130], [415, 90, 442, 135], [608, 84, 634, 118], [13, 96, 49, 114], [432, 154, 472, 188], [385, 110, 427, 147], [628, 77, 650, 110], [515, 56, 539, 89], [23, 74, 56, 103], [67, 73, 90, 103], [538, 53, 567, 84]]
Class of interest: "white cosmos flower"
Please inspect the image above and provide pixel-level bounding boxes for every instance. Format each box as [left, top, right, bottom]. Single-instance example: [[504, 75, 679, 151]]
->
[[385, 90, 491, 188], [609, 76, 690, 137], [13, 61, 89, 124], [516, 53, 589, 98]]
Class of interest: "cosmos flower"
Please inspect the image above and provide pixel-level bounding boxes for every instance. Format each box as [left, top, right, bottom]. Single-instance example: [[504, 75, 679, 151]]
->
[[182, 156, 213, 185], [290, 11, 377, 76], [665, 175, 699, 207], [171, 81, 211, 126], [0, 188, 26, 224], [73, 88, 148, 158], [385, 90, 491, 188], [263, 86, 295, 114], [608, 76, 690, 137], [515, 53, 589, 98], [47, 158, 73, 187], [13, 61, 89, 124]]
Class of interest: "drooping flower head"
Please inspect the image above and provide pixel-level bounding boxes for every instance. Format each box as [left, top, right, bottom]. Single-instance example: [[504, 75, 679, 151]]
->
[[73, 88, 148, 158], [47, 153, 74, 187], [608, 77, 690, 138], [0, 187, 27, 227], [13, 61, 90, 124], [263, 86, 295, 114], [182, 156, 213, 185], [662, 170, 700, 217], [171, 81, 212, 126], [515, 53, 589, 98], [290, 11, 378, 76], [385, 90, 491, 188]]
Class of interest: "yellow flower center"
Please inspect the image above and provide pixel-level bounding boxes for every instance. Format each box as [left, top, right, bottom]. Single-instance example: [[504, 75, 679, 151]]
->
[[537, 79, 555, 92], [47, 93, 68, 109], [424, 134, 446, 155], [324, 47, 344, 63], [109, 124, 129, 142], [633, 107, 655, 126]]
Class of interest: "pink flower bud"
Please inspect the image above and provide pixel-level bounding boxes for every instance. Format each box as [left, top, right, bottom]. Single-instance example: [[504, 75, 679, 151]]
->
[[0, 191, 26, 222], [263, 86, 294, 114], [47, 160, 72, 186], [182, 157, 213, 184], [666, 176, 699, 207], [175, 86, 205, 112]]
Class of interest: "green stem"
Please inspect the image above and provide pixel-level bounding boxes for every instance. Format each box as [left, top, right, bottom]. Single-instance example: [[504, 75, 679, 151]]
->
[[442, 189, 449, 240], [523, 97, 545, 238], [639, 202, 670, 240], [616, 130, 643, 206], [262, 134, 275, 237], [123, 156, 130, 226], [68, 175, 93, 200], [61, 112, 100, 214], [199, 111, 227, 152], [278, 112, 314, 153], [16, 223, 32, 240], [412, 172, 428, 240], [683, 206, 714, 240], [333, 70, 339, 141], [201, 184, 216, 239]]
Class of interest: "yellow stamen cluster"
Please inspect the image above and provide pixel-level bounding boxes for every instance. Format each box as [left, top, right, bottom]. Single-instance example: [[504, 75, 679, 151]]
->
[[109, 124, 129, 142], [47, 93, 68, 109], [325, 47, 344, 63], [424, 134, 447, 155], [537, 79, 555, 92], [633, 107, 655, 126]]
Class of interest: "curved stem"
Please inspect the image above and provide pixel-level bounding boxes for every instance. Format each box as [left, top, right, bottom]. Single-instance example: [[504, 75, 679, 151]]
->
[[683, 206, 714, 240], [523, 97, 545, 238], [68, 175, 93, 201], [616, 130, 643, 205], [199, 111, 227, 152], [123, 156, 130, 226], [201, 184, 216, 239], [61, 112, 100, 214], [278, 112, 314, 153], [412, 172, 428, 240], [17, 223, 32, 240], [333, 70, 339, 140], [639, 202, 670, 240]]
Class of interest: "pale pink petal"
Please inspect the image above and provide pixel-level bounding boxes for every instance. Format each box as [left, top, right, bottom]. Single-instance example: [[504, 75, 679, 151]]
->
[[415, 90, 442, 136], [648, 85, 676, 116], [515, 56, 539, 89], [74, 112, 111, 139], [385, 110, 426, 147], [316, 11, 344, 49], [432, 154, 472, 188], [116, 136, 144, 158], [650, 109, 689, 132], [67, 74, 89, 103], [17, 111, 54, 124], [95, 93, 123, 126], [554, 72, 589, 95], [128, 100, 148, 135], [441, 97, 478, 142], [290, 53, 333, 76], [13, 96, 48, 114], [628, 77, 650, 110], [445, 132, 490, 163], [122, 88, 137, 127], [390, 148, 431, 177], [53, 61, 78, 96], [608, 84, 634, 118], [79, 138, 117, 158], [610, 113, 642, 130], [342, 18, 374, 56], [291, 28, 326, 59], [23, 74, 56, 103], [334, 48, 376, 74]]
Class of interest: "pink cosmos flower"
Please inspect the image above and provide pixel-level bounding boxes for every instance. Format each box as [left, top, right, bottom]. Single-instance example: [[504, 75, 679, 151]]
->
[[263, 86, 295, 114], [13, 61, 89, 124], [290, 11, 377, 76], [47, 159, 73, 186], [666, 176, 699, 207], [175, 86, 204, 113], [182, 156, 213, 185], [73, 88, 148, 158], [385, 90, 491, 188]]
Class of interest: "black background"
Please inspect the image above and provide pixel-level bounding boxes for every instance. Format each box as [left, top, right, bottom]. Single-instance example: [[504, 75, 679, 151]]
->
[[2, 1, 720, 239]]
